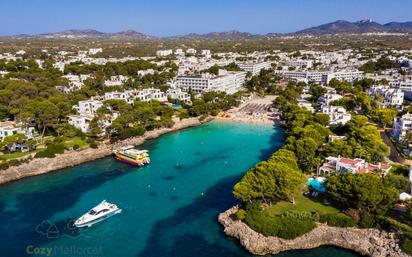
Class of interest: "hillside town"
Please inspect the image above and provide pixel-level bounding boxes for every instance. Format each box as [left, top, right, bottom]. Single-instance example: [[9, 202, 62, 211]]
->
[[2, 41, 412, 256]]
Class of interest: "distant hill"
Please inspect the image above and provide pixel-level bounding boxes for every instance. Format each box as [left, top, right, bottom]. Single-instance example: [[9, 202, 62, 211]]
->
[[176, 30, 259, 40], [35, 29, 154, 39], [3, 19, 412, 39], [295, 19, 412, 35]]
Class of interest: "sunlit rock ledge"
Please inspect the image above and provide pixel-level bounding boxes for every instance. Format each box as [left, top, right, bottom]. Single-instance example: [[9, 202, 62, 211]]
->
[[218, 206, 409, 257]]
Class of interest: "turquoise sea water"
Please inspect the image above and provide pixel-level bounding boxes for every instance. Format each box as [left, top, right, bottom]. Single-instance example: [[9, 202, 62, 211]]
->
[[0, 121, 361, 257]]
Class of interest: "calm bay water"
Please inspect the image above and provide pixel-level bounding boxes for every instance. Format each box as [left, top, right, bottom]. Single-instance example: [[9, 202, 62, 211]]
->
[[0, 121, 360, 257]]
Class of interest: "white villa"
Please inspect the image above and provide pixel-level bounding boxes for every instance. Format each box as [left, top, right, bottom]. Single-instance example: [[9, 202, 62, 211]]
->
[[319, 156, 391, 175], [68, 115, 94, 133], [76, 100, 104, 115], [166, 88, 191, 103], [319, 105, 351, 125], [0, 121, 35, 142], [318, 90, 343, 106], [104, 88, 167, 104], [104, 75, 129, 87], [392, 113, 412, 141]]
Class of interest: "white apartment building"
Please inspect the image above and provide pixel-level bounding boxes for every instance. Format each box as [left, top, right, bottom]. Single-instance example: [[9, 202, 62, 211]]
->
[[76, 100, 103, 115], [137, 69, 155, 76], [174, 70, 246, 94], [319, 105, 352, 125], [175, 49, 184, 56], [368, 85, 404, 107], [53, 62, 66, 72], [201, 50, 211, 58], [236, 61, 271, 75], [68, 114, 94, 133], [318, 91, 343, 106], [282, 70, 363, 84], [286, 59, 313, 68], [384, 89, 404, 107], [104, 75, 129, 87], [166, 88, 191, 103], [392, 113, 412, 141], [297, 99, 315, 113], [88, 48, 103, 55], [0, 121, 35, 141], [156, 49, 173, 57], [104, 88, 167, 104], [186, 48, 197, 55]]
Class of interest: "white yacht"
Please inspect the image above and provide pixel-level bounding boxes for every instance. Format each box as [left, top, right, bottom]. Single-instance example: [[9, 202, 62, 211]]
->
[[74, 200, 122, 228]]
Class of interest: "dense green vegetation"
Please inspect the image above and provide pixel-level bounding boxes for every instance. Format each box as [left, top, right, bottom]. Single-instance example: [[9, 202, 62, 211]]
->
[[232, 79, 410, 248]]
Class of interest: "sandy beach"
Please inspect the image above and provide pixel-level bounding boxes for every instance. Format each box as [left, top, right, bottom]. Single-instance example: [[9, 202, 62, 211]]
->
[[216, 95, 278, 125]]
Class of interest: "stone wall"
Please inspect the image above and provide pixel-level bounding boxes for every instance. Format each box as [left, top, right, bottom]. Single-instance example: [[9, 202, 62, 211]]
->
[[0, 117, 210, 185], [218, 206, 409, 257]]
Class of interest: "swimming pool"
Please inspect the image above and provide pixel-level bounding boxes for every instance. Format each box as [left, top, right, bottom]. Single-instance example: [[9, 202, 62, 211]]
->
[[307, 178, 327, 193]]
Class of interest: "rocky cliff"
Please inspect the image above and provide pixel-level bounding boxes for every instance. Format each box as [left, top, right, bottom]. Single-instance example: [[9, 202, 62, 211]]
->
[[219, 206, 409, 257], [0, 117, 209, 185]]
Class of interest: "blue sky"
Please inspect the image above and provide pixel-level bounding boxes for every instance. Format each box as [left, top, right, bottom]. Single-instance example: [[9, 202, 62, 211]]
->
[[1, 0, 411, 36]]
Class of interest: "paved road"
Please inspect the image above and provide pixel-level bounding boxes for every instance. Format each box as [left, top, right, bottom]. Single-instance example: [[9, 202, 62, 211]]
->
[[380, 131, 404, 163]]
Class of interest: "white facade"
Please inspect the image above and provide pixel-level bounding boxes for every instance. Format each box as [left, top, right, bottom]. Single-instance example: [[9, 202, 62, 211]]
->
[[297, 99, 315, 113], [319, 105, 352, 125], [68, 115, 94, 133], [156, 49, 173, 57], [286, 59, 313, 68], [318, 91, 343, 106], [166, 88, 191, 103], [383, 89, 404, 107], [282, 70, 363, 84], [88, 48, 103, 55], [104, 75, 129, 87], [392, 113, 412, 141], [77, 100, 103, 115], [174, 70, 246, 94], [0, 121, 35, 142], [236, 61, 271, 75], [186, 48, 197, 55], [368, 85, 404, 107], [137, 69, 155, 76], [175, 49, 184, 56], [104, 88, 167, 104]]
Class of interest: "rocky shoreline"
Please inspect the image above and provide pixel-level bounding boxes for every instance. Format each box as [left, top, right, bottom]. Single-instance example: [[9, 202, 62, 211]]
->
[[218, 206, 409, 257], [0, 117, 211, 185]]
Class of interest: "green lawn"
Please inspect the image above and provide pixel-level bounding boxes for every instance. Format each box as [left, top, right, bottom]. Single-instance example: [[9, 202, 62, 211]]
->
[[0, 151, 33, 161], [265, 194, 340, 217], [64, 136, 88, 149]]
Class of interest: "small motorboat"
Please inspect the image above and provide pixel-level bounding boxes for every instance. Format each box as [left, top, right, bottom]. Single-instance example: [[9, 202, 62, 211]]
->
[[74, 200, 122, 228]]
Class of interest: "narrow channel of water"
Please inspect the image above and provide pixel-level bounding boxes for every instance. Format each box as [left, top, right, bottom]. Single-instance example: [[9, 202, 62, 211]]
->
[[0, 121, 361, 257]]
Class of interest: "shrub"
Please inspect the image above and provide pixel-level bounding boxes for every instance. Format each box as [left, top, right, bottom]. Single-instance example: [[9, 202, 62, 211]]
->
[[0, 161, 10, 170], [358, 211, 375, 228], [377, 216, 411, 233], [35, 143, 65, 158], [344, 208, 360, 222], [244, 209, 316, 239], [401, 231, 412, 255], [281, 210, 320, 222], [73, 144, 80, 151], [86, 138, 95, 144], [236, 209, 246, 220], [178, 111, 189, 120], [319, 213, 356, 227], [89, 142, 98, 149]]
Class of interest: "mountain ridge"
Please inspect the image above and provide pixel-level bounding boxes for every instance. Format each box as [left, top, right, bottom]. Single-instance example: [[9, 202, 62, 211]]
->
[[4, 19, 412, 39]]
